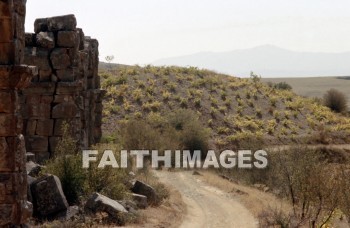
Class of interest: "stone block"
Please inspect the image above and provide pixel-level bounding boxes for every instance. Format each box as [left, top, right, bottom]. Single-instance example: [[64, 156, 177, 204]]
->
[[25, 136, 48, 152], [25, 33, 36, 46], [0, 42, 15, 65], [50, 48, 71, 70], [0, 65, 36, 89], [0, 136, 26, 173], [56, 81, 82, 94], [77, 28, 85, 50], [22, 82, 55, 95], [34, 18, 48, 33], [40, 95, 53, 104], [25, 120, 37, 136], [0, 91, 14, 113], [36, 119, 54, 136], [0, 137, 11, 172], [52, 102, 78, 119], [13, 1, 26, 16], [85, 193, 127, 218], [0, 1, 11, 17], [0, 114, 20, 136], [22, 103, 50, 119], [131, 181, 159, 204], [31, 175, 69, 217], [0, 18, 13, 43], [56, 68, 76, 82], [35, 32, 55, 49], [53, 94, 74, 103], [0, 204, 13, 225], [57, 31, 77, 48], [54, 119, 64, 136], [24, 47, 51, 70], [38, 69, 52, 82], [47, 14, 77, 31], [25, 94, 41, 104]]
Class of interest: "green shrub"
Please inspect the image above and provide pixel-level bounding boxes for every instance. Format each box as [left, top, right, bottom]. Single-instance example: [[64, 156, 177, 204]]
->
[[274, 82, 292, 90], [43, 123, 84, 204], [44, 123, 130, 204], [323, 88, 348, 113]]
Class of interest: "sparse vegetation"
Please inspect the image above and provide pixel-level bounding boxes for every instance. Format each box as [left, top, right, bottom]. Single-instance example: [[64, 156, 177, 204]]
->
[[323, 88, 348, 113], [89, 64, 350, 227]]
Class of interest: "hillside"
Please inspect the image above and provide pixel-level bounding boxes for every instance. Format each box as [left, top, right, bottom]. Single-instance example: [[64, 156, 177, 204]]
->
[[153, 45, 350, 77], [100, 65, 350, 149], [262, 76, 350, 107]]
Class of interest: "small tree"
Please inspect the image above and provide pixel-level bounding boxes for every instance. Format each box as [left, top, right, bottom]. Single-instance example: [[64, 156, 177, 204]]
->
[[323, 88, 348, 113], [105, 55, 115, 71], [250, 71, 261, 83]]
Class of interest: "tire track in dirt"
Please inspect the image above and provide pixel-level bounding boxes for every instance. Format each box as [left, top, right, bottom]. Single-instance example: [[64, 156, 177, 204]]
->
[[156, 171, 258, 228]]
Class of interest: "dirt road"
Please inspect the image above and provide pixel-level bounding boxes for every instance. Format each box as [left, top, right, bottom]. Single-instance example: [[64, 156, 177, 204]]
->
[[156, 171, 258, 228]]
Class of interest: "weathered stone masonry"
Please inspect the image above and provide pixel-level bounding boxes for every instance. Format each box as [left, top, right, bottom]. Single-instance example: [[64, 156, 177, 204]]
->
[[0, 0, 36, 225], [1, 1, 103, 225], [22, 15, 103, 162]]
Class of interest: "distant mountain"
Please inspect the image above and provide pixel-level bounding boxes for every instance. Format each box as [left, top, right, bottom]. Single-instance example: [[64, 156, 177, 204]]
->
[[153, 45, 350, 77]]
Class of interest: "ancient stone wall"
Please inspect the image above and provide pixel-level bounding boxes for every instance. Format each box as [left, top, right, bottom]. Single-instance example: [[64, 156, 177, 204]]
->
[[0, 0, 35, 225], [22, 15, 103, 162]]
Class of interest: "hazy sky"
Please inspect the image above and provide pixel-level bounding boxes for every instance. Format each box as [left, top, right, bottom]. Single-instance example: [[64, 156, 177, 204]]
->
[[25, 0, 350, 65]]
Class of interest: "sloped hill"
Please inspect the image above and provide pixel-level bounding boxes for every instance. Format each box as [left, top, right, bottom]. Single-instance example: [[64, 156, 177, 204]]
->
[[100, 65, 350, 149]]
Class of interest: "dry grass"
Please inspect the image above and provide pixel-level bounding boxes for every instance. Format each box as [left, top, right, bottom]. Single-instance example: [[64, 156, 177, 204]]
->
[[125, 184, 186, 228], [262, 76, 350, 107], [197, 170, 292, 218]]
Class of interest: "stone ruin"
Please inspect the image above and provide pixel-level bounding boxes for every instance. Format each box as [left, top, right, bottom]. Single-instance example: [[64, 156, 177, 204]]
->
[[0, 0, 103, 226], [0, 0, 36, 225], [22, 14, 103, 162]]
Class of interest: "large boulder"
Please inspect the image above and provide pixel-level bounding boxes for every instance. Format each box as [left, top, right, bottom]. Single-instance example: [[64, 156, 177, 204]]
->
[[131, 193, 148, 209], [31, 175, 69, 218], [85, 193, 128, 219], [27, 175, 37, 203], [131, 181, 158, 205]]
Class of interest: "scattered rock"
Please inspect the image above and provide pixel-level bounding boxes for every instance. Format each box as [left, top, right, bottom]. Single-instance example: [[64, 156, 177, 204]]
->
[[192, 170, 202, 176], [118, 200, 138, 213], [85, 193, 128, 219], [128, 171, 136, 177], [31, 174, 69, 218], [26, 152, 35, 162], [26, 161, 42, 176], [219, 174, 238, 184], [131, 181, 158, 205], [253, 183, 269, 192], [229, 187, 248, 196], [131, 193, 148, 209], [56, 206, 80, 221]]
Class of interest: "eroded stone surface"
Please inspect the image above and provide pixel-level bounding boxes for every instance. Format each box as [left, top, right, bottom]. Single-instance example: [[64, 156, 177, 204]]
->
[[0, 1, 35, 226], [22, 15, 103, 160]]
